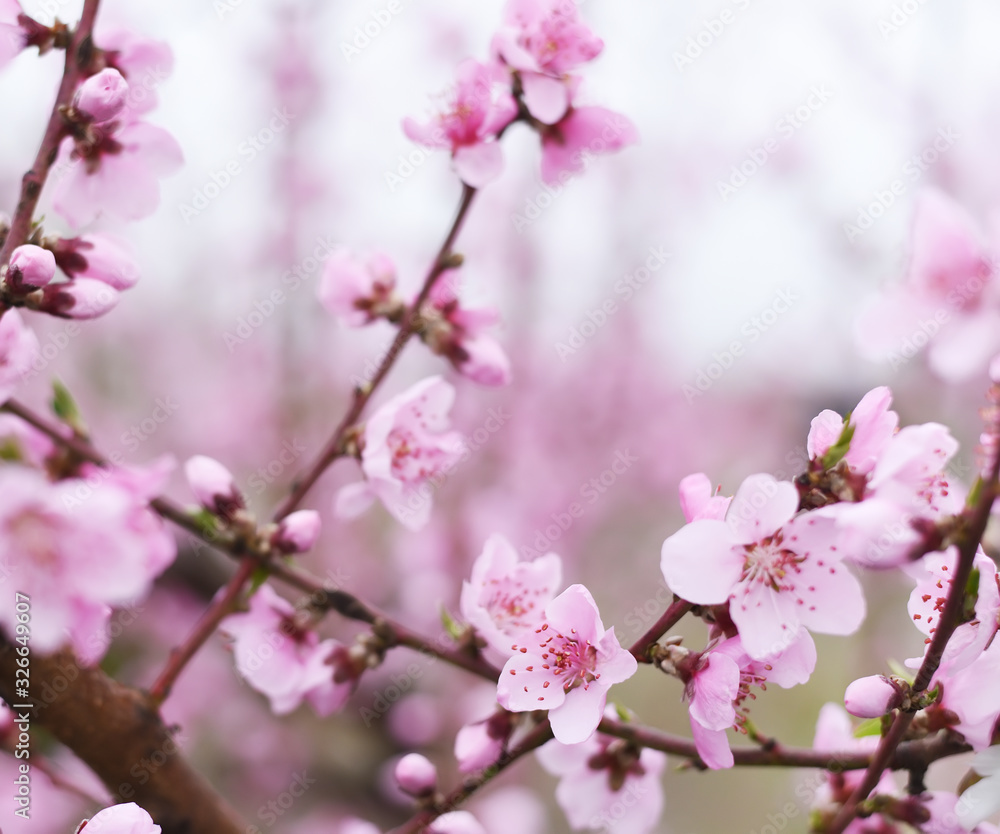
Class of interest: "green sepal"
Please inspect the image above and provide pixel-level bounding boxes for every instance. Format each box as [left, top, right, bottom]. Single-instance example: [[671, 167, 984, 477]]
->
[[820, 418, 856, 470], [853, 716, 883, 738], [51, 379, 87, 435], [440, 606, 465, 641]]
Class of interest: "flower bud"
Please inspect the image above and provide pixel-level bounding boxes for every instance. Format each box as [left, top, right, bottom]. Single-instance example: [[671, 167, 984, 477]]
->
[[74, 803, 161, 834], [394, 753, 438, 797], [6, 244, 56, 290], [271, 510, 321, 554], [317, 251, 399, 327], [184, 455, 244, 518], [52, 235, 140, 290], [74, 69, 130, 124], [844, 675, 903, 719], [39, 278, 119, 319]]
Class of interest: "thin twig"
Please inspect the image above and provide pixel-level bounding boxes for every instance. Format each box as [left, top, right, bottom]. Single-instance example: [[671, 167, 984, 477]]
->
[[629, 598, 692, 661]]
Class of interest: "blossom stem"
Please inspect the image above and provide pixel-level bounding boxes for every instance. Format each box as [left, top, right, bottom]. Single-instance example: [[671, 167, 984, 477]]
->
[[629, 597, 692, 661], [271, 183, 478, 521], [825, 401, 1000, 834], [0, 0, 102, 271], [387, 719, 554, 834], [147, 557, 258, 708]]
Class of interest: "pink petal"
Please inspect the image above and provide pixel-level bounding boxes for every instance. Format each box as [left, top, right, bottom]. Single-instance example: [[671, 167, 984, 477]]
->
[[689, 653, 740, 731], [729, 581, 798, 660], [690, 719, 733, 770], [334, 481, 376, 519], [545, 584, 603, 642], [521, 71, 570, 124], [497, 655, 566, 712], [549, 682, 606, 744], [807, 410, 844, 461], [660, 520, 742, 604], [453, 142, 504, 188], [726, 475, 798, 543]]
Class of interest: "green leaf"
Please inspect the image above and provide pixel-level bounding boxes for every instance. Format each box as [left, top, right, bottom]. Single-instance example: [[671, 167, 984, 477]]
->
[[820, 418, 856, 470], [248, 565, 270, 594], [967, 476, 984, 509], [963, 568, 981, 622], [887, 659, 915, 684], [0, 437, 23, 462], [440, 606, 465, 641], [51, 379, 87, 435], [853, 717, 883, 738]]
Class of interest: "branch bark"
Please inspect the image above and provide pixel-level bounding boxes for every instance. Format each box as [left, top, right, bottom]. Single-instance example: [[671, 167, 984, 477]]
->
[[0, 640, 245, 834]]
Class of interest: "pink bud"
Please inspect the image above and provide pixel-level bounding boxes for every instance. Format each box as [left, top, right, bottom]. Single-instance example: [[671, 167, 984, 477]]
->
[[184, 455, 244, 517], [75, 68, 130, 124], [74, 803, 161, 834], [272, 510, 321, 554], [53, 235, 140, 290], [7, 244, 56, 290], [428, 811, 488, 834], [39, 278, 119, 319], [844, 675, 903, 718], [457, 336, 511, 387], [394, 753, 438, 796]]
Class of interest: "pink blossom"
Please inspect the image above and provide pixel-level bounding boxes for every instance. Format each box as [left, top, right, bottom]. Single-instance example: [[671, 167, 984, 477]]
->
[[76, 802, 160, 834], [318, 251, 399, 327], [908, 546, 999, 672], [335, 376, 465, 530], [683, 630, 816, 769], [496, 584, 637, 743], [184, 454, 244, 518], [807, 386, 898, 475], [660, 474, 866, 659], [51, 234, 141, 290], [98, 29, 174, 118], [0, 310, 39, 401], [957, 747, 1000, 829], [0, 463, 174, 661], [52, 120, 183, 228], [6, 244, 56, 290], [271, 509, 321, 554], [454, 709, 513, 773], [856, 189, 1000, 380], [535, 709, 666, 834], [39, 278, 120, 319], [421, 279, 511, 386], [0, 0, 25, 71], [394, 753, 437, 796], [933, 638, 1000, 750], [221, 584, 353, 716], [403, 60, 517, 188], [492, 0, 603, 124], [678, 472, 731, 522], [843, 675, 903, 718], [460, 533, 562, 663], [74, 68, 130, 124], [540, 106, 638, 185], [427, 811, 487, 834]]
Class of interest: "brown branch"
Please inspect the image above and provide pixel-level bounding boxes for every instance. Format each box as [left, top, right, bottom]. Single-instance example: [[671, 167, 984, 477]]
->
[[629, 598, 692, 661], [387, 719, 554, 834], [271, 183, 478, 521], [0, 0, 101, 269], [0, 640, 245, 834], [147, 557, 257, 707]]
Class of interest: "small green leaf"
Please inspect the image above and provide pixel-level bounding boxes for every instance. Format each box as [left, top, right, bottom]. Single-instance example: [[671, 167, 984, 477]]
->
[[853, 717, 883, 738], [820, 418, 856, 470], [440, 606, 465, 641], [967, 476, 984, 509], [0, 437, 23, 461], [248, 565, 270, 593], [962, 568, 981, 622], [51, 379, 87, 435]]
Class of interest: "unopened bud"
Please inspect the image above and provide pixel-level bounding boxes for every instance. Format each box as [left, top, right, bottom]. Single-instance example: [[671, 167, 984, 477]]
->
[[844, 675, 904, 719], [185, 455, 244, 518], [6, 244, 56, 290], [39, 278, 119, 319], [75, 69, 129, 124], [272, 510, 321, 554], [394, 753, 438, 797]]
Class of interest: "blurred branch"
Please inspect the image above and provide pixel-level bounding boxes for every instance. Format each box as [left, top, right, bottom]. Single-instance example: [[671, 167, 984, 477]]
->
[[271, 183, 478, 521], [0, 640, 245, 834], [0, 0, 102, 270]]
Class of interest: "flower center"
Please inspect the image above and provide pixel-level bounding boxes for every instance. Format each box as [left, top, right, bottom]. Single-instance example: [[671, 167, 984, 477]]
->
[[741, 533, 802, 592]]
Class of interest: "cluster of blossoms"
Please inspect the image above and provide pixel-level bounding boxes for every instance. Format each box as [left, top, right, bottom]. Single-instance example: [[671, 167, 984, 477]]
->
[[0, 416, 174, 663], [403, 0, 637, 187]]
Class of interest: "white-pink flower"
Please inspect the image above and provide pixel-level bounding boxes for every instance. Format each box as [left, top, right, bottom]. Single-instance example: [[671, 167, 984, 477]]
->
[[421, 279, 511, 387], [0, 310, 39, 402], [856, 189, 1000, 380], [404, 59, 518, 188], [0, 0, 25, 71], [536, 713, 666, 834], [492, 0, 603, 124], [221, 584, 352, 716], [74, 68, 130, 124], [0, 463, 174, 662], [496, 583, 637, 744], [957, 747, 1000, 829], [460, 533, 562, 664], [540, 105, 638, 186], [933, 638, 1000, 750], [76, 802, 161, 834], [806, 386, 898, 476], [335, 376, 465, 530], [51, 234, 141, 290], [660, 474, 866, 660], [53, 120, 183, 228], [907, 546, 999, 673], [678, 472, 731, 522], [317, 251, 399, 327], [97, 29, 174, 119]]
